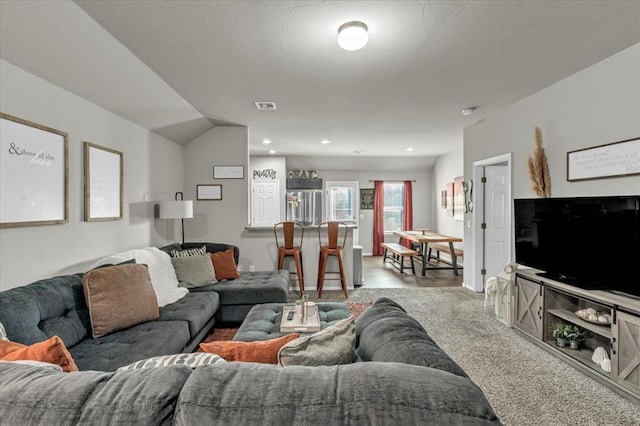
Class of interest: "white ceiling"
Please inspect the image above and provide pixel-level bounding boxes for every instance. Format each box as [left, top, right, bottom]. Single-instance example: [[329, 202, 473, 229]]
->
[[2, 1, 640, 167]]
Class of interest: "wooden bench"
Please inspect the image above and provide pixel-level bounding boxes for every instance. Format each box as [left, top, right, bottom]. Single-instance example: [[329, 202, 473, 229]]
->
[[427, 243, 464, 268], [381, 243, 418, 275]]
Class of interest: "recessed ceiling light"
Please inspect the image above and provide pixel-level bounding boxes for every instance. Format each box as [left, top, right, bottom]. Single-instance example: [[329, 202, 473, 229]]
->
[[406, 147, 414, 152], [337, 21, 368, 51], [255, 101, 277, 110], [462, 107, 477, 116], [321, 139, 331, 144], [269, 150, 276, 154], [262, 139, 272, 145]]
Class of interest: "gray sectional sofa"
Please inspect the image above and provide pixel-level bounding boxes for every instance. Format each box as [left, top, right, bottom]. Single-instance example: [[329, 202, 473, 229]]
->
[[0, 243, 288, 371], [160, 243, 290, 323], [0, 297, 502, 425]]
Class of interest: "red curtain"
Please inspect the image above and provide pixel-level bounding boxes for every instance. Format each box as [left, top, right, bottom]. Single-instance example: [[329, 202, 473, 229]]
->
[[372, 181, 385, 256], [402, 181, 413, 248]]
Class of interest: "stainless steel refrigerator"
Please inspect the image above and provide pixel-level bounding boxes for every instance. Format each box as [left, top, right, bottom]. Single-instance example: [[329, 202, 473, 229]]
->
[[286, 190, 322, 226]]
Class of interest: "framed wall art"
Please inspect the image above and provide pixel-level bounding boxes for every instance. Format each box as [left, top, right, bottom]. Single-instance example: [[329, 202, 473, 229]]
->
[[1, 112, 68, 228], [567, 137, 639, 181], [446, 182, 454, 217], [197, 184, 222, 200], [453, 176, 465, 221], [214, 165, 244, 179], [360, 188, 374, 209], [84, 142, 123, 221]]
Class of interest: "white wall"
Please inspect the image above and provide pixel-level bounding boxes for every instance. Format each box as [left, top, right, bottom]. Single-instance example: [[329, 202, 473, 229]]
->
[[463, 43, 640, 290], [433, 145, 465, 241], [0, 60, 185, 290]]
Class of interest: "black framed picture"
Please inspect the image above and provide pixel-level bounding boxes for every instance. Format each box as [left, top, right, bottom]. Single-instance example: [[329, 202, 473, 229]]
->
[[360, 188, 374, 209]]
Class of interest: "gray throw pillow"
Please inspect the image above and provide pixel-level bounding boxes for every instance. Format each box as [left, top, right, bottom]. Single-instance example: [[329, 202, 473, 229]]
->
[[278, 316, 355, 366], [171, 255, 217, 288]]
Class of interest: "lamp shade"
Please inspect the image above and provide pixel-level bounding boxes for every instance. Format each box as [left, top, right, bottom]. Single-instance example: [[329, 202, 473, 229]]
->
[[159, 200, 193, 219], [337, 21, 368, 51]]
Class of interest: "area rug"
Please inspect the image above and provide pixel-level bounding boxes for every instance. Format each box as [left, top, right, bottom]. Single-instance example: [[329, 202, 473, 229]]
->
[[203, 302, 371, 343]]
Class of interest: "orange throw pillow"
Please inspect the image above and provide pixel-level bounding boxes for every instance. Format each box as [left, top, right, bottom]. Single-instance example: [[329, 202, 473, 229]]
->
[[0, 336, 79, 372], [211, 248, 240, 280], [200, 334, 300, 364]]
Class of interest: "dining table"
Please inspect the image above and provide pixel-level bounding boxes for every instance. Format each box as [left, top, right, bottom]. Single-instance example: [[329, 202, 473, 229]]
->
[[393, 230, 463, 276]]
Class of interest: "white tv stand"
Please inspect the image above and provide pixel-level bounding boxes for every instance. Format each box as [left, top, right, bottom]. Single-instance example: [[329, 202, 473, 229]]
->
[[514, 269, 640, 403]]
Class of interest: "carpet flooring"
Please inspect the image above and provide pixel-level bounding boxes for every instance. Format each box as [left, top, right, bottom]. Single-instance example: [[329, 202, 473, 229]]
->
[[300, 287, 640, 426]]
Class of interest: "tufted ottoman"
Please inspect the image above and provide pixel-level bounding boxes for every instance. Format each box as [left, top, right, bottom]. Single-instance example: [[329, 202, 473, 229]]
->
[[190, 270, 290, 323], [233, 302, 351, 342]]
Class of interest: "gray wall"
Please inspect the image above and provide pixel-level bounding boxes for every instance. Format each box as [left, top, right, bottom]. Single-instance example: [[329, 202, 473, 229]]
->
[[463, 43, 640, 290], [182, 126, 250, 261], [284, 159, 433, 255], [0, 60, 185, 290]]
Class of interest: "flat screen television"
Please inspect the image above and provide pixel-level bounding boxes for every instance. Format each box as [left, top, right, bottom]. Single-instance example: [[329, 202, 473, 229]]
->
[[514, 195, 640, 298]]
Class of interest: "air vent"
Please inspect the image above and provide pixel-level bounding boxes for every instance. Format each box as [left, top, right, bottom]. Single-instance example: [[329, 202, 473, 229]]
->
[[255, 101, 277, 110]]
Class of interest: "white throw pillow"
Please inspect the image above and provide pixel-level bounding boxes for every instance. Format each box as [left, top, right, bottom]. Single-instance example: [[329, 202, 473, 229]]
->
[[117, 352, 226, 371], [91, 247, 188, 307]]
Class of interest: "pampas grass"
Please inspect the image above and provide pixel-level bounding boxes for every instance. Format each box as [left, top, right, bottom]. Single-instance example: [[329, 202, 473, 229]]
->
[[527, 127, 551, 197]]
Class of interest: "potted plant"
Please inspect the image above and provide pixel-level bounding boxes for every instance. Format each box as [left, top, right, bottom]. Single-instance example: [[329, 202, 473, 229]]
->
[[566, 325, 586, 350], [552, 323, 570, 347]]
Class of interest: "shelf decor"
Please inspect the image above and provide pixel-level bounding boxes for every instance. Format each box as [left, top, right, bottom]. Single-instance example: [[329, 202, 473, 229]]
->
[[527, 127, 551, 197], [1, 112, 68, 228], [84, 142, 123, 221], [214, 165, 244, 179], [567, 137, 640, 181], [197, 184, 222, 200]]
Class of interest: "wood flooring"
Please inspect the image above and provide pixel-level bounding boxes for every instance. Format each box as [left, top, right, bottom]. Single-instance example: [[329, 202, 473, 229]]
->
[[359, 255, 463, 289]]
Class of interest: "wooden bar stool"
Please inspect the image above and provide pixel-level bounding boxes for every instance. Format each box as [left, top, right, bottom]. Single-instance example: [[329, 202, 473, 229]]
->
[[274, 222, 305, 295], [316, 221, 349, 299]]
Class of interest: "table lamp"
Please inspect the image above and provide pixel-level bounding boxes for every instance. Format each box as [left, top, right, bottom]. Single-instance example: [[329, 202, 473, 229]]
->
[[159, 192, 193, 244]]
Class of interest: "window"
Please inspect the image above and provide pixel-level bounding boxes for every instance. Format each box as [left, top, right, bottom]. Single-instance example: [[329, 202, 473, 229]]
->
[[384, 182, 403, 232], [326, 181, 357, 223]]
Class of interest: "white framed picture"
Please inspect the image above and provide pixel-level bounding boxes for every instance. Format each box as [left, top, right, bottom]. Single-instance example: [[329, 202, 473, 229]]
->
[[84, 142, 123, 221], [213, 165, 244, 179], [1, 113, 68, 228]]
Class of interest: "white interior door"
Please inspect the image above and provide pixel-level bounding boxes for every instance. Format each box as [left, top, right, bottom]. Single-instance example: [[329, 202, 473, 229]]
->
[[252, 180, 280, 226], [484, 165, 510, 282]]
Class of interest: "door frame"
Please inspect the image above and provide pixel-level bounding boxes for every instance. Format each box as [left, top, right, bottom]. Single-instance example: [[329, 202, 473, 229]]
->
[[470, 153, 512, 292]]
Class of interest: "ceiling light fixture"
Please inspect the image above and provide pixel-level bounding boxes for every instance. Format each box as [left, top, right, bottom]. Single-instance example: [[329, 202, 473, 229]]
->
[[262, 139, 272, 145], [406, 147, 414, 152], [321, 139, 331, 144], [269, 150, 276, 154], [462, 107, 477, 116], [337, 21, 368, 51]]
